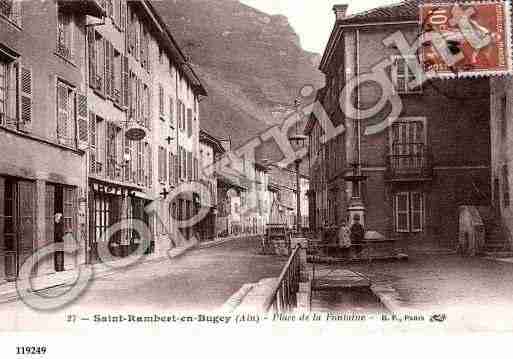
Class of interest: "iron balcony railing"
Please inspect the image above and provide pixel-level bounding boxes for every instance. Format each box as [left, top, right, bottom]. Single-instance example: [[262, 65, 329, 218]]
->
[[385, 142, 433, 181], [0, 0, 21, 25], [263, 244, 302, 313]]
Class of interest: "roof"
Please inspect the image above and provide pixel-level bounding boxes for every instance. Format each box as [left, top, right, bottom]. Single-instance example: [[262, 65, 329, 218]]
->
[[320, 1, 469, 71], [338, 0, 466, 26], [144, 0, 207, 96], [200, 129, 226, 154]]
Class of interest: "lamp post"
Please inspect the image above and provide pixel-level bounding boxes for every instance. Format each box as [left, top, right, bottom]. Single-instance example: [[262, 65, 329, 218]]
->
[[288, 97, 307, 234]]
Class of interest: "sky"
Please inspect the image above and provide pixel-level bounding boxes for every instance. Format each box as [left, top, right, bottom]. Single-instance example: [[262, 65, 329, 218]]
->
[[239, 0, 401, 53]]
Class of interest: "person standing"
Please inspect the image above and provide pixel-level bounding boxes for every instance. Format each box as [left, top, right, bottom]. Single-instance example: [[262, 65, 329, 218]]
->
[[54, 213, 65, 272], [350, 215, 365, 256], [338, 220, 351, 258]]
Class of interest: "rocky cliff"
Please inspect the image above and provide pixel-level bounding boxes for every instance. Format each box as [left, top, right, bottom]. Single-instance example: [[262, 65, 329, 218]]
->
[[154, 0, 324, 150]]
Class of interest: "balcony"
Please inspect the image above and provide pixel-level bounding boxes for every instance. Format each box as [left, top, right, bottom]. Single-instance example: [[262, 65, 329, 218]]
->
[[385, 143, 433, 182], [57, 0, 106, 18], [56, 39, 72, 61], [0, 0, 21, 26]]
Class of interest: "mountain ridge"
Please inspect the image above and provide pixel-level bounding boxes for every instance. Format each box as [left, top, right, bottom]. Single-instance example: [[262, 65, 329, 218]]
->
[[154, 0, 324, 156]]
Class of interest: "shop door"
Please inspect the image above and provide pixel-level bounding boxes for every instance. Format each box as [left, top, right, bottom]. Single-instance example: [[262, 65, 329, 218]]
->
[[0, 178, 35, 281]]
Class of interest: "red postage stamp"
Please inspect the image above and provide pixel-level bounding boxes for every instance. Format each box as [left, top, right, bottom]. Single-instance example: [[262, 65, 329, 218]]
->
[[420, 1, 512, 77]]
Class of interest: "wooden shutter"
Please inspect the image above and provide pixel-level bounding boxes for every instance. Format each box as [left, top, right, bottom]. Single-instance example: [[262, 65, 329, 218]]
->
[[187, 151, 192, 181], [76, 93, 88, 150], [163, 148, 167, 184], [169, 153, 174, 185], [89, 112, 97, 173], [57, 82, 69, 145], [88, 27, 96, 87], [120, 0, 126, 32], [17, 181, 35, 272], [121, 55, 129, 108], [182, 103, 186, 130], [169, 96, 174, 127], [174, 153, 179, 185], [17, 64, 32, 132], [104, 39, 111, 97], [148, 143, 152, 188], [187, 108, 192, 137], [177, 148, 182, 180]]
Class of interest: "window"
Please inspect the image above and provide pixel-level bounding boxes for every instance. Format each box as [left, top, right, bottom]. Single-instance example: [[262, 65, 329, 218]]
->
[[394, 192, 424, 232], [181, 147, 187, 181], [187, 108, 192, 137], [187, 151, 192, 181], [106, 122, 120, 180], [158, 146, 167, 183], [392, 56, 421, 94], [169, 152, 174, 185], [137, 141, 144, 185], [501, 95, 508, 139], [169, 96, 174, 127], [0, 0, 22, 27], [194, 157, 198, 181], [56, 80, 75, 146], [57, 7, 73, 60], [88, 30, 104, 93], [89, 114, 104, 176], [112, 48, 122, 104], [0, 58, 16, 125], [143, 84, 150, 128], [159, 85, 164, 119], [503, 164, 510, 208]]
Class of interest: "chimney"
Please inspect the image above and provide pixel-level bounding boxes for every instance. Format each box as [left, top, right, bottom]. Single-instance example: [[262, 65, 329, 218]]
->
[[333, 4, 349, 20]]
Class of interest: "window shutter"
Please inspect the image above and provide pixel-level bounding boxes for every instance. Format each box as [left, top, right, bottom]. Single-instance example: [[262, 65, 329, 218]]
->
[[187, 108, 192, 137], [148, 143, 152, 188], [169, 153, 174, 185], [182, 104, 186, 130], [104, 39, 111, 97], [89, 112, 96, 173], [121, 55, 129, 108], [56, 82, 69, 144], [169, 96, 174, 127], [120, 0, 126, 32], [187, 151, 192, 181], [88, 28, 96, 87], [17, 64, 32, 132], [177, 148, 182, 180], [174, 153, 179, 184], [76, 93, 89, 150]]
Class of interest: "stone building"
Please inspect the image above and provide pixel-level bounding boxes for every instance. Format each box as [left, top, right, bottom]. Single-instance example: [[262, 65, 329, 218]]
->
[[85, 0, 205, 261], [0, 0, 103, 281], [0, 0, 206, 283], [306, 2, 491, 249], [197, 129, 224, 241]]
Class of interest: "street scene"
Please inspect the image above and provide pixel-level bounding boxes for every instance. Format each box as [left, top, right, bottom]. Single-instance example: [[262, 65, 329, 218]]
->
[[1, 0, 513, 334]]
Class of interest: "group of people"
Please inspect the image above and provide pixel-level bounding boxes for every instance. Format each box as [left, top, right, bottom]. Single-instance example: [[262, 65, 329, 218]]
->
[[336, 214, 365, 257]]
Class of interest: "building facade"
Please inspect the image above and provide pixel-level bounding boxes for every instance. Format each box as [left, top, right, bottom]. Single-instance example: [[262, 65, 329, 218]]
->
[[197, 129, 224, 241], [0, 0, 105, 281], [0, 0, 206, 283], [307, 2, 491, 249]]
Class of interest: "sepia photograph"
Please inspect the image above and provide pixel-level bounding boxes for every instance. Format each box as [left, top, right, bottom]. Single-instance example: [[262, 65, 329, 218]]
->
[[1, 0, 513, 355]]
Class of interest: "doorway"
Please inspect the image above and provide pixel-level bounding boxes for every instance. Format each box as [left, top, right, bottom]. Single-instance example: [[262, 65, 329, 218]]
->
[[0, 177, 35, 281]]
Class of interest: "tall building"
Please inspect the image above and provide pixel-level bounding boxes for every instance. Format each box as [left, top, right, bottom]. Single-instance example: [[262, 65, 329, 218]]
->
[[306, 2, 491, 249], [86, 0, 206, 261], [0, 0, 206, 283], [0, 0, 104, 281]]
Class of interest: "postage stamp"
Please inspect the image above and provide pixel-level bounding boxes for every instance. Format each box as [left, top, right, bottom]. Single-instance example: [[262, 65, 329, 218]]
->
[[420, 1, 513, 78]]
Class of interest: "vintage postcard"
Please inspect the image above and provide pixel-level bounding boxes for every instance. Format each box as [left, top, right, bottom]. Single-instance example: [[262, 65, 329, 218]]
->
[[1, 0, 513, 356]]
